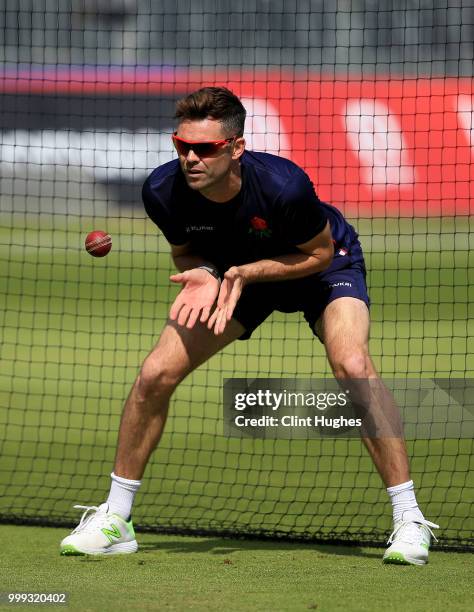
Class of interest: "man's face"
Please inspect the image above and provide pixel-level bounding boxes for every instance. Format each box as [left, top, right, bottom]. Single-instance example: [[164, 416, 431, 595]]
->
[[174, 118, 241, 193]]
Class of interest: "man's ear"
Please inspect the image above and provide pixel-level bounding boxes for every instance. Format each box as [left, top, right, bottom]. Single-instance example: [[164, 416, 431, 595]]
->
[[232, 137, 246, 160]]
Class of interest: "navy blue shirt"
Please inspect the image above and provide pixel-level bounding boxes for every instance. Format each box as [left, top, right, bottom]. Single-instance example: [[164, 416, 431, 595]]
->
[[143, 150, 355, 276]]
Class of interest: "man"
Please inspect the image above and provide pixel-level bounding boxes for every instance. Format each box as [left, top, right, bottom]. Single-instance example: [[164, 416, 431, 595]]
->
[[60, 87, 438, 564]]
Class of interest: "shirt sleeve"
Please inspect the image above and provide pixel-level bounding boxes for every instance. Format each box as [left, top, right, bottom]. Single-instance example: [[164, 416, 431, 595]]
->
[[276, 170, 328, 245], [142, 175, 188, 245]]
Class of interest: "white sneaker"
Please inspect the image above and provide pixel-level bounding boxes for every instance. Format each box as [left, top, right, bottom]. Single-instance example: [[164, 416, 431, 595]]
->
[[60, 503, 138, 555], [383, 510, 439, 565]]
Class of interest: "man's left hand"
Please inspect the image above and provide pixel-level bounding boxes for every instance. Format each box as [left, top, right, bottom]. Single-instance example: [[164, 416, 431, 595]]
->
[[207, 266, 245, 335]]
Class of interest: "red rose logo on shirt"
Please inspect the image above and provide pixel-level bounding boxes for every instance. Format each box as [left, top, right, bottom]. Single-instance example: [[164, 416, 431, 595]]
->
[[249, 216, 272, 238], [250, 216, 268, 230]]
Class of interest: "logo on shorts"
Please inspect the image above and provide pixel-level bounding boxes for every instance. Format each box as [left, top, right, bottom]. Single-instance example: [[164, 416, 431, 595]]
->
[[332, 240, 348, 256], [249, 216, 272, 238], [330, 281, 352, 288]]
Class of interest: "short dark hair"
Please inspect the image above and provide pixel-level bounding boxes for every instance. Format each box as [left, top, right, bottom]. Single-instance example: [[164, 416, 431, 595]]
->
[[175, 87, 246, 137]]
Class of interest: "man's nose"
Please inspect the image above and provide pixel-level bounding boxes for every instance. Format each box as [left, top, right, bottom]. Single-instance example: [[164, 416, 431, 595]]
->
[[185, 148, 200, 163]]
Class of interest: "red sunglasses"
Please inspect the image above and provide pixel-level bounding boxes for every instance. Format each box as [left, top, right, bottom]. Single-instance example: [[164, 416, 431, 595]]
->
[[172, 132, 235, 157]]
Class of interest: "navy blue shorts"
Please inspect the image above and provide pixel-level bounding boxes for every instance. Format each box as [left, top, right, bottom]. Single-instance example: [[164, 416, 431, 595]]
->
[[233, 239, 370, 340]]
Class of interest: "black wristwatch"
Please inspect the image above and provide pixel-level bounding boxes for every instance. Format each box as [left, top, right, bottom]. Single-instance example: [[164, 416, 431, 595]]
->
[[197, 264, 221, 284]]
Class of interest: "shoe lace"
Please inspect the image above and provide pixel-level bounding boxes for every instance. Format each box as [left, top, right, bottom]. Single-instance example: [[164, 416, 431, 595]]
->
[[71, 504, 111, 535], [387, 517, 439, 545]]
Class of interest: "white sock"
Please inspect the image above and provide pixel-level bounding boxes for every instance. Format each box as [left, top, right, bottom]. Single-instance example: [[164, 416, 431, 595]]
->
[[106, 472, 141, 520], [387, 480, 424, 523]]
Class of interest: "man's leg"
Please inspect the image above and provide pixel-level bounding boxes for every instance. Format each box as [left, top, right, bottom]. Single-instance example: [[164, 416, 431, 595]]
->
[[113, 317, 245, 480], [60, 317, 245, 555], [316, 297, 438, 564], [316, 296, 409, 486]]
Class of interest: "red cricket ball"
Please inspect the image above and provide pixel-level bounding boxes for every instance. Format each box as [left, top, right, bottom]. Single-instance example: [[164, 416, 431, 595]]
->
[[85, 231, 112, 257]]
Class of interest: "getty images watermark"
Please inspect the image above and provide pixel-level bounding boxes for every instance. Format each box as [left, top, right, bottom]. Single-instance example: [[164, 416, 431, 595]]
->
[[223, 378, 474, 439]]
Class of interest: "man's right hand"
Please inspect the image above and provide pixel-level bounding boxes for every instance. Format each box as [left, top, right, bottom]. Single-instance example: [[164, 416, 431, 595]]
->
[[169, 268, 220, 328]]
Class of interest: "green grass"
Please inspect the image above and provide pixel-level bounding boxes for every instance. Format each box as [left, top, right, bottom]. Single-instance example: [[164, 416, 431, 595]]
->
[[0, 216, 473, 549], [0, 525, 472, 612]]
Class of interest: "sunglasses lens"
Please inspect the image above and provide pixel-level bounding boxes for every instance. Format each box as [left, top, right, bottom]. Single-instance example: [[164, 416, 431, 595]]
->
[[173, 135, 224, 157], [173, 138, 191, 156], [193, 143, 218, 156]]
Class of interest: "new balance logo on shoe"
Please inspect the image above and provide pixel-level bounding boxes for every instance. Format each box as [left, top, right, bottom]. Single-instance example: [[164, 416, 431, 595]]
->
[[101, 524, 122, 543]]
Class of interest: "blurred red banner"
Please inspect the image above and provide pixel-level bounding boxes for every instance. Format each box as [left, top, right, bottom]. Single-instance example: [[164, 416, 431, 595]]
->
[[1, 68, 473, 216]]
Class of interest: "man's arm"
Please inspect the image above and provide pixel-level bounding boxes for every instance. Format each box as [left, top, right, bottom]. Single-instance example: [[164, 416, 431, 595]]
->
[[207, 221, 334, 334], [168, 219, 333, 332], [170, 243, 218, 275], [234, 220, 334, 284]]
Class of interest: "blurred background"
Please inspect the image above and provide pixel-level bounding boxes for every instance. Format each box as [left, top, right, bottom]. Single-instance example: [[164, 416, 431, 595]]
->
[[2, 0, 474, 74]]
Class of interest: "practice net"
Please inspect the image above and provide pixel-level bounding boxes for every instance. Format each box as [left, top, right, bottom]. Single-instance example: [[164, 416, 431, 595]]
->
[[0, 1, 473, 550]]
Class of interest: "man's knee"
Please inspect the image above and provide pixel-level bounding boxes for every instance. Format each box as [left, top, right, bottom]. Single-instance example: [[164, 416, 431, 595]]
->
[[135, 355, 184, 401], [331, 351, 372, 379]]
